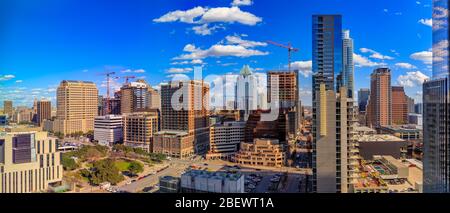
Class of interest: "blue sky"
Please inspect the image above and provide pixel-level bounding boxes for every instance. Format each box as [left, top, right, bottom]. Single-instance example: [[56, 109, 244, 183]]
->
[[0, 0, 433, 107]]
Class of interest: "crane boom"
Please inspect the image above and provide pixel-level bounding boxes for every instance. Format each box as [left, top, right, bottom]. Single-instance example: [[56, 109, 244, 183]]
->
[[267, 40, 299, 72]]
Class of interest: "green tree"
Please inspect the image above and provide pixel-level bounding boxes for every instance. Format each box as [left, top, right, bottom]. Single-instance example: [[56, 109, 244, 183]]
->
[[61, 154, 79, 171], [90, 159, 124, 185], [128, 161, 144, 176]]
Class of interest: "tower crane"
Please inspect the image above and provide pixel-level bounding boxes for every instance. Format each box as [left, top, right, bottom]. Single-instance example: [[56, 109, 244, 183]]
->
[[98, 71, 116, 114], [266, 40, 299, 72]]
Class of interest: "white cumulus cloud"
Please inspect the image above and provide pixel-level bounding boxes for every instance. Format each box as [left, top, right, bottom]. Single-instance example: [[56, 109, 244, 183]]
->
[[154, 6, 262, 27], [166, 67, 194, 73], [395, 63, 417, 69], [418, 18, 432, 27], [290, 61, 312, 77], [410, 50, 432, 64], [360, 48, 394, 60], [225, 35, 267, 48], [353, 53, 386, 67], [174, 43, 268, 60], [397, 71, 430, 87], [231, 0, 253, 6]]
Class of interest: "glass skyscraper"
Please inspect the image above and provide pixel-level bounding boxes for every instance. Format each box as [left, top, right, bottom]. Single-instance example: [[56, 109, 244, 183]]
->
[[342, 30, 354, 98], [423, 0, 450, 193]]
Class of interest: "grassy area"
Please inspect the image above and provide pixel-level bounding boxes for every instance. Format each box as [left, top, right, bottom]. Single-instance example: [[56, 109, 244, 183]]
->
[[114, 160, 132, 172]]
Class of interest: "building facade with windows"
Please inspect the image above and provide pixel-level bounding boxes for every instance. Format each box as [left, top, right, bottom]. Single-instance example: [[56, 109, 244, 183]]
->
[[0, 131, 63, 193]]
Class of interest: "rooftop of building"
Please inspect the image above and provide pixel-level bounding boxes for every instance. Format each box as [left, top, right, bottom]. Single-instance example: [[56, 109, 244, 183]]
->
[[95, 115, 123, 119], [155, 130, 189, 137], [361, 155, 423, 193], [213, 121, 246, 127], [0, 124, 42, 133], [353, 125, 376, 132], [182, 169, 243, 181], [380, 125, 421, 133], [354, 134, 405, 142], [160, 176, 180, 183], [61, 80, 95, 84]]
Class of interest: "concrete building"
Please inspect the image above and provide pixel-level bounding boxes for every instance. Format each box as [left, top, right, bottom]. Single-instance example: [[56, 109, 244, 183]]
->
[[354, 134, 408, 159], [14, 108, 33, 123], [0, 131, 63, 193], [123, 112, 159, 152], [358, 156, 423, 193], [234, 138, 286, 168], [267, 70, 301, 138], [160, 80, 210, 155], [391, 86, 408, 125], [244, 109, 287, 144], [366, 68, 392, 128], [180, 170, 245, 193], [207, 121, 245, 160], [120, 80, 160, 114], [378, 125, 421, 141], [3, 100, 13, 118], [94, 115, 123, 146], [53, 80, 98, 135], [153, 131, 194, 159], [36, 100, 51, 126], [358, 88, 370, 113]]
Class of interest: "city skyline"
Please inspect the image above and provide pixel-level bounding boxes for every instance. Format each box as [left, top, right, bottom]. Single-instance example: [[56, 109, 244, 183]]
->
[[0, 0, 433, 107]]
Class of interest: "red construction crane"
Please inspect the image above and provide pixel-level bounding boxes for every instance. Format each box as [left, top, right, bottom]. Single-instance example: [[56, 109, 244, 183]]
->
[[98, 71, 116, 114], [266, 40, 299, 72]]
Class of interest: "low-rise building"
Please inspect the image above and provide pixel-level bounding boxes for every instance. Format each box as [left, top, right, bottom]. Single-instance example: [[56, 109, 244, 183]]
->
[[378, 125, 421, 141], [153, 131, 194, 159], [180, 170, 244, 193], [355, 134, 408, 159], [233, 138, 286, 167], [159, 176, 181, 193], [123, 112, 159, 152], [0, 131, 63, 193], [207, 121, 245, 160], [94, 115, 123, 146], [361, 155, 423, 193]]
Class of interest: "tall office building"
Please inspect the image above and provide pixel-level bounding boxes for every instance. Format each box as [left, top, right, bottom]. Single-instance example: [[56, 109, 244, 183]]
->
[[235, 65, 258, 120], [391, 86, 407, 125], [357, 88, 370, 112], [53, 80, 98, 135], [342, 29, 354, 98], [312, 15, 358, 193], [423, 0, 450, 193], [0, 131, 63, 193], [36, 100, 51, 126], [366, 68, 392, 128], [3, 100, 13, 117], [123, 112, 158, 152], [160, 80, 210, 154], [120, 80, 160, 114]]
